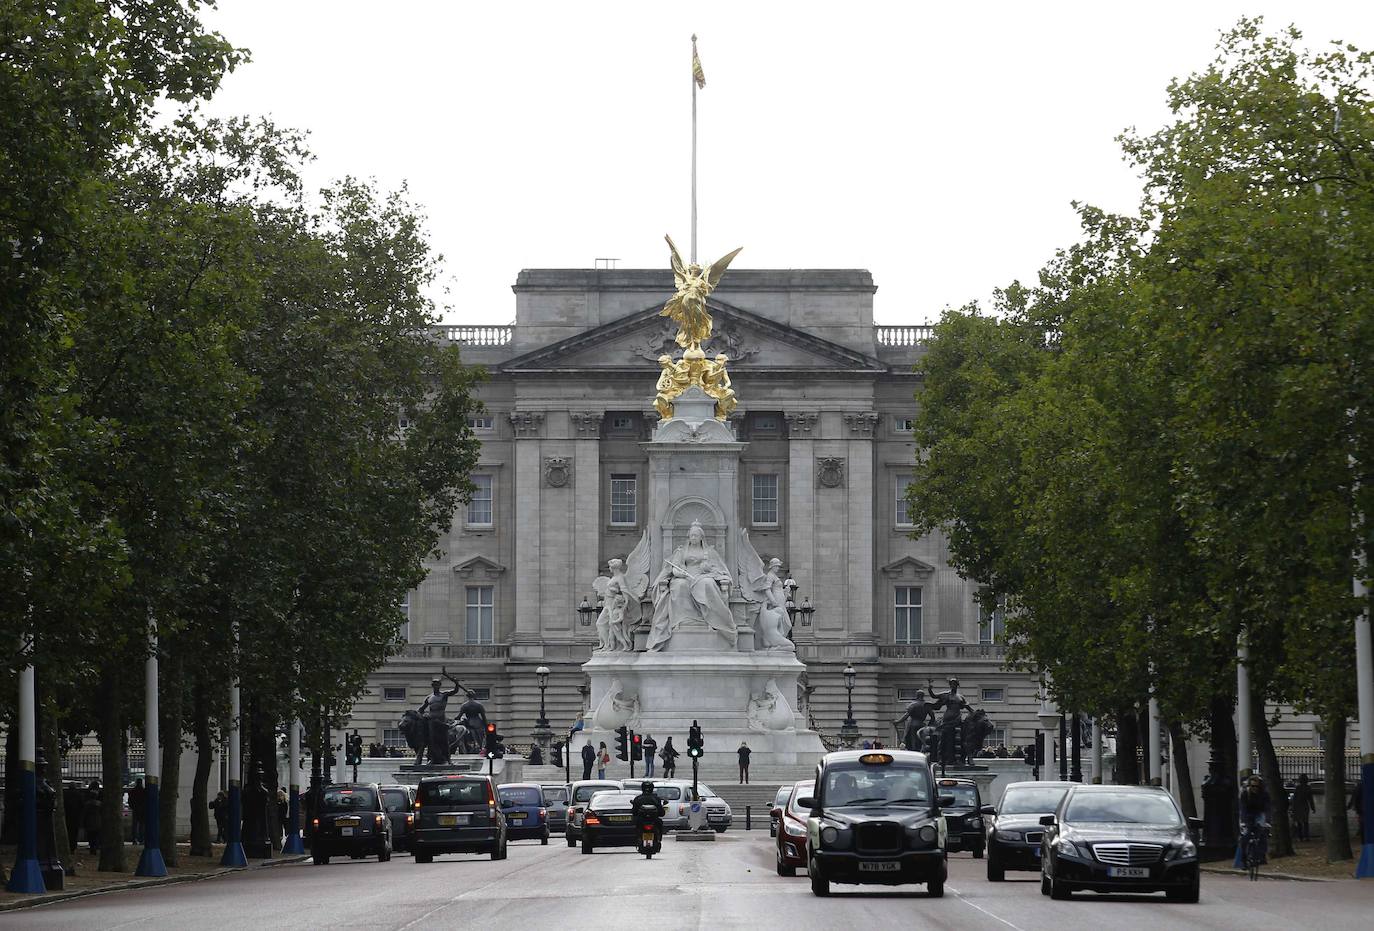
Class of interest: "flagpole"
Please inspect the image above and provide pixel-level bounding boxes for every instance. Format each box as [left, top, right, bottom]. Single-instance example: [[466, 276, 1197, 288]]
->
[[691, 34, 698, 265]]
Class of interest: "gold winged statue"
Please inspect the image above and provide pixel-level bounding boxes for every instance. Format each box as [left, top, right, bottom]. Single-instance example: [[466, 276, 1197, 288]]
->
[[655, 235, 742, 421]]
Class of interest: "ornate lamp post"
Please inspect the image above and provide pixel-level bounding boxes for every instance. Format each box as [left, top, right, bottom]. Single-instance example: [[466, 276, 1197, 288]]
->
[[840, 664, 859, 748], [531, 665, 552, 761], [1037, 695, 1061, 783], [577, 596, 596, 628]]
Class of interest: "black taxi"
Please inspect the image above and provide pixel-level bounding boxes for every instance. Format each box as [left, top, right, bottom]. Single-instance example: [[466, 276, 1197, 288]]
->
[[311, 783, 392, 865], [800, 749, 953, 898], [935, 776, 988, 857], [411, 774, 508, 863]]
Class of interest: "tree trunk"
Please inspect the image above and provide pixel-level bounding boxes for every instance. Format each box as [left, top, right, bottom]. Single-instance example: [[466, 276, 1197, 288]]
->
[[1115, 707, 1140, 785], [42, 696, 74, 873], [1252, 699, 1294, 859], [158, 649, 184, 866], [189, 680, 214, 858], [97, 666, 126, 872], [1168, 720, 1197, 819], [1322, 716, 1352, 862]]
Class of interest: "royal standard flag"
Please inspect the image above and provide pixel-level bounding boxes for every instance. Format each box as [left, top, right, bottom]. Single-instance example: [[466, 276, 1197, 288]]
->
[[692, 35, 706, 88]]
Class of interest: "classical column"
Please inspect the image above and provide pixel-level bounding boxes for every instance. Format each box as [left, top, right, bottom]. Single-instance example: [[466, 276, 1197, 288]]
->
[[843, 412, 878, 644], [570, 411, 603, 639], [785, 412, 818, 634], [510, 411, 545, 643]]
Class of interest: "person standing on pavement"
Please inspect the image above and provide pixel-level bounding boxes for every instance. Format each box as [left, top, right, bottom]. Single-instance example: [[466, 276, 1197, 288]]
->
[[737, 742, 751, 784], [597, 741, 611, 779], [82, 781, 103, 853], [661, 737, 679, 778], [1291, 774, 1315, 841], [642, 734, 658, 778], [129, 777, 146, 844], [211, 788, 228, 842], [581, 740, 596, 781]]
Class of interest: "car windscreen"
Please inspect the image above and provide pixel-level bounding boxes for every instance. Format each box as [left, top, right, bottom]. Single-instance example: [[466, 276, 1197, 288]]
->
[[998, 786, 1071, 815], [938, 784, 979, 807], [774, 787, 792, 805], [541, 787, 569, 803], [787, 782, 815, 815], [321, 788, 377, 812], [588, 792, 636, 811], [573, 784, 617, 803], [417, 780, 488, 805], [380, 789, 410, 812], [1064, 792, 1182, 826], [697, 784, 718, 798], [653, 786, 682, 801], [499, 786, 542, 806], [823, 763, 930, 807]]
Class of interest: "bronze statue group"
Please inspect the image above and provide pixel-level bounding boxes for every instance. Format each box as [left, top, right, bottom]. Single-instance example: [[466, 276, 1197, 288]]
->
[[397, 671, 490, 766], [892, 677, 996, 768]]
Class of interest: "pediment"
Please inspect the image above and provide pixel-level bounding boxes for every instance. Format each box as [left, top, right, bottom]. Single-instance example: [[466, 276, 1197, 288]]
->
[[453, 555, 506, 579], [499, 301, 886, 375], [880, 555, 937, 578]]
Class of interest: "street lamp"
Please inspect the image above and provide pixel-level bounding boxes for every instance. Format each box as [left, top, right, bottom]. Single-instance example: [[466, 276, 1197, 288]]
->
[[840, 664, 859, 748], [797, 597, 815, 628], [1037, 696, 1061, 782], [535, 666, 550, 728], [576, 596, 596, 628]]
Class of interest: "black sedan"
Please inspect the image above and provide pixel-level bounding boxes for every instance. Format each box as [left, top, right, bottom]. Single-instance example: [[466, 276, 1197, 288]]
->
[[580, 790, 642, 854], [935, 777, 986, 857], [1039, 784, 1200, 902], [985, 781, 1074, 881]]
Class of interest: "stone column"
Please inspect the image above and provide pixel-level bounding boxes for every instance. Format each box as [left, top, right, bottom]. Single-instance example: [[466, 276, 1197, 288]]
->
[[843, 412, 879, 648], [510, 411, 545, 645], [785, 412, 818, 633], [570, 411, 603, 636]]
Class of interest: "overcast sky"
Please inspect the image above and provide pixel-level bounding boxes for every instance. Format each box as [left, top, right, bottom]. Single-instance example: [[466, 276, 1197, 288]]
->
[[199, 2, 1372, 325]]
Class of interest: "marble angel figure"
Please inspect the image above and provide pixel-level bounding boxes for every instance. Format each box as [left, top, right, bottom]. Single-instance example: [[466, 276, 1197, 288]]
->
[[592, 531, 651, 652], [736, 529, 794, 651], [647, 521, 736, 651]]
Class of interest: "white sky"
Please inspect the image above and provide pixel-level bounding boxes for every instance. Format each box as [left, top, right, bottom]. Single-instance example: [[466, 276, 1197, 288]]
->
[[199, 2, 1373, 325]]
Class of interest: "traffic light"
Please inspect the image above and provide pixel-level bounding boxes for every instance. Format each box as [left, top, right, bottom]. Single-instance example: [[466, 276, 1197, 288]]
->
[[615, 726, 629, 762], [951, 722, 963, 765], [345, 733, 362, 766], [687, 721, 704, 759], [1034, 732, 1045, 767], [485, 722, 504, 759], [631, 732, 643, 762]]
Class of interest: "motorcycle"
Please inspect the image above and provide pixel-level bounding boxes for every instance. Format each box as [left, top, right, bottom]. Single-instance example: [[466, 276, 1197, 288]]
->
[[634, 801, 663, 859]]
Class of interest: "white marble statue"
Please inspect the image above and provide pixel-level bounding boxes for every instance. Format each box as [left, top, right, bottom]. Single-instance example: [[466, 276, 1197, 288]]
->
[[592, 677, 641, 730], [746, 678, 797, 732], [647, 520, 736, 651], [737, 532, 794, 652], [592, 532, 651, 652]]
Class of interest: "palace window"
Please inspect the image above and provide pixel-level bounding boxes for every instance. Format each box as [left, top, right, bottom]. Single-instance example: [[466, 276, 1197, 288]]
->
[[894, 417, 915, 433], [894, 586, 922, 644], [466, 414, 494, 431], [897, 687, 922, 702], [752, 473, 779, 525], [467, 474, 493, 527], [465, 586, 494, 644], [468, 687, 491, 701], [979, 591, 1006, 644], [895, 473, 914, 527], [753, 414, 779, 432], [610, 474, 637, 525], [397, 591, 410, 642], [383, 687, 407, 702], [382, 728, 406, 750], [981, 687, 1005, 702], [610, 415, 635, 431]]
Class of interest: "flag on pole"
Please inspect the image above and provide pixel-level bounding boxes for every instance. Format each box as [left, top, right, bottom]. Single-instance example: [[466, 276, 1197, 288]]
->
[[692, 34, 706, 88]]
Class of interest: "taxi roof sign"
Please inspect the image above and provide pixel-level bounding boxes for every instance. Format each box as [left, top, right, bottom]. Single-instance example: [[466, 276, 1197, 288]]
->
[[858, 752, 893, 765]]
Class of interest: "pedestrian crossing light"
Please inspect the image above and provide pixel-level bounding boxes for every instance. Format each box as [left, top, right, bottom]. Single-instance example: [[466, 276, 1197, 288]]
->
[[687, 721, 704, 759], [631, 732, 643, 762], [485, 722, 504, 760], [615, 726, 629, 762]]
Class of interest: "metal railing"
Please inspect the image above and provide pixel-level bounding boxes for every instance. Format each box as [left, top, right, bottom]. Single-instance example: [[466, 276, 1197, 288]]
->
[[876, 325, 935, 347], [442, 325, 513, 346], [877, 643, 1008, 659], [1259, 747, 1362, 784], [399, 643, 510, 660]]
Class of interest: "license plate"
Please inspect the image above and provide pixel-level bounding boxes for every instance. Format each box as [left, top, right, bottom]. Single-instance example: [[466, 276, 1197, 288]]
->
[[859, 861, 901, 872], [642, 831, 655, 843], [438, 813, 469, 827], [1108, 867, 1148, 878], [341, 827, 354, 836], [609, 815, 631, 822], [510, 813, 526, 821]]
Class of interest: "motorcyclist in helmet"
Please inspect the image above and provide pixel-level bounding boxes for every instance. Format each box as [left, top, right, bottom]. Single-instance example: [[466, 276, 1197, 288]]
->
[[631, 780, 666, 852]]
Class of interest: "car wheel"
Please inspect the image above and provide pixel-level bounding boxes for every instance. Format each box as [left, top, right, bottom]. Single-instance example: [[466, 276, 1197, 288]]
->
[[312, 854, 328, 866], [928, 876, 944, 898], [972, 845, 985, 859], [809, 856, 830, 897], [1166, 879, 1200, 903], [714, 826, 726, 834], [1040, 869, 1050, 896], [541, 832, 549, 846], [581, 837, 594, 855], [776, 851, 796, 877], [988, 852, 1005, 882], [378, 846, 391, 863], [566, 835, 576, 848], [1049, 873, 1072, 900], [414, 852, 433, 864]]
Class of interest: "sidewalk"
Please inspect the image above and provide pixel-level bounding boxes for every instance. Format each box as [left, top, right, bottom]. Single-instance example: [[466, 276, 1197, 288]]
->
[[0, 843, 307, 912], [1200, 838, 1363, 881]]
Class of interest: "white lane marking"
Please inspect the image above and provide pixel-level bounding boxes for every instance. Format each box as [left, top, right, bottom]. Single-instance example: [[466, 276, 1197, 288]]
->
[[949, 884, 1030, 931]]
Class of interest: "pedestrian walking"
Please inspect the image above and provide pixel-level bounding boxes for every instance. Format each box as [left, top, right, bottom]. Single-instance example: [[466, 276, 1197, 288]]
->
[[82, 781, 103, 853], [129, 777, 146, 843], [597, 741, 610, 779], [737, 741, 751, 784], [642, 734, 658, 777], [661, 737, 679, 778], [581, 740, 595, 780], [276, 787, 289, 844], [1350, 779, 1363, 843], [211, 788, 228, 843], [1291, 774, 1315, 841]]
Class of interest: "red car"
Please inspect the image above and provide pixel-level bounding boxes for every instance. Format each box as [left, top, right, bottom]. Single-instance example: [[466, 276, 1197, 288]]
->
[[775, 779, 814, 876]]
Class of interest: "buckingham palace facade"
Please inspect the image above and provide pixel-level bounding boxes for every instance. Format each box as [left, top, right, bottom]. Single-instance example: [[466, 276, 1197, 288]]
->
[[351, 268, 1045, 753]]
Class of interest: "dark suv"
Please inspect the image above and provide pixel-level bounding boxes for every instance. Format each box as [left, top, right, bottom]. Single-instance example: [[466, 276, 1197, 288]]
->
[[802, 749, 952, 898], [985, 781, 1074, 881], [311, 783, 392, 865], [497, 783, 549, 844], [379, 784, 415, 852], [935, 777, 987, 857], [412, 774, 508, 863]]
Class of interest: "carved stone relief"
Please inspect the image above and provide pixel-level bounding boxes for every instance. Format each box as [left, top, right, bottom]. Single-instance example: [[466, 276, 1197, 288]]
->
[[543, 457, 570, 488], [508, 411, 545, 437], [817, 457, 846, 488]]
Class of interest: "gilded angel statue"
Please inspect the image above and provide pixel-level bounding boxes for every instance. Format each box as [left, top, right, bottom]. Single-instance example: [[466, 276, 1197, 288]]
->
[[662, 235, 742, 352], [591, 530, 651, 652]]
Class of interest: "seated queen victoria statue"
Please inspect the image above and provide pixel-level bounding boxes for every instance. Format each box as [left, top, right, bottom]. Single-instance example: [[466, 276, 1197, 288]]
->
[[647, 521, 737, 651]]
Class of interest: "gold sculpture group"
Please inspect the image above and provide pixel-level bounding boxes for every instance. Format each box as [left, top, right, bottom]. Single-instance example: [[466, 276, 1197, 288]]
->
[[655, 235, 742, 421]]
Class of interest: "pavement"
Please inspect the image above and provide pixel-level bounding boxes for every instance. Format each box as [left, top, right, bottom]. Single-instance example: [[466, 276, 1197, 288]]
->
[[6, 833, 1372, 930]]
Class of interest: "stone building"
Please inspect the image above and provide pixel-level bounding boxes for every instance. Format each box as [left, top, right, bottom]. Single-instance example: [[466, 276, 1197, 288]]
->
[[350, 268, 1048, 758]]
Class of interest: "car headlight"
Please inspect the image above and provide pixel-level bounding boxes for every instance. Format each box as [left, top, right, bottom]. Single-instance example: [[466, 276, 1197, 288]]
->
[[1055, 837, 1083, 859], [820, 826, 840, 847], [995, 830, 1022, 842], [1167, 839, 1197, 860], [968, 817, 982, 828]]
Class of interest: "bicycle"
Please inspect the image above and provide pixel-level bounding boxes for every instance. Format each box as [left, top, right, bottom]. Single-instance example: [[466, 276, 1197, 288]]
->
[[1238, 820, 1268, 881]]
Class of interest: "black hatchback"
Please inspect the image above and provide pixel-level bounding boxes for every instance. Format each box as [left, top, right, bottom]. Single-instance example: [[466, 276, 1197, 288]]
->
[[412, 774, 508, 863], [312, 783, 392, 865], [935, 777, 987, 857], [985, 781, 1074, 881], [1039, 785, 1200, 902]]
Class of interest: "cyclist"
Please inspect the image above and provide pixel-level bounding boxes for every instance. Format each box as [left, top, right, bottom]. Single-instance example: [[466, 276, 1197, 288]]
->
[[1239, 775, 1270, 866]]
